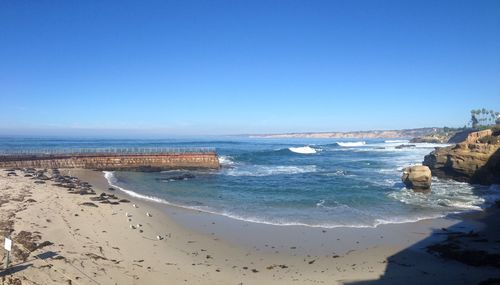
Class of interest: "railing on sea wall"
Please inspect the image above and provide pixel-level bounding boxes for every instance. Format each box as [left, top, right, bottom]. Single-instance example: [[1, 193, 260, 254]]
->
[[0, 147, 216, 156]]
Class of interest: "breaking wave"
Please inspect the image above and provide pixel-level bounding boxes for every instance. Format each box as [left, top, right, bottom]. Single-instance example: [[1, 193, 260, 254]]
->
[[384, 140, 409, 143], [288, 146, 317, 154], [218, 155, 235, 166], [337, 141, 366, 147], [223, 165, 317, 177]]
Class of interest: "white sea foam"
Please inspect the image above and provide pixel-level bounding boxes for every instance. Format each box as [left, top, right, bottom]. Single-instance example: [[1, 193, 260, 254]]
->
[[208, 210, 446, 229], [218, 155, 235, 166], [333, 170, 347, 176], [384, 140, 409, 143], [413, 143, 452, 149], [388, 179, 492, 211], [104, 171, 171, 204], [337, 141, 366, 147], [288, 146, 317, 154], [373, 214, 446, 226], [224, 165, 317, 177]]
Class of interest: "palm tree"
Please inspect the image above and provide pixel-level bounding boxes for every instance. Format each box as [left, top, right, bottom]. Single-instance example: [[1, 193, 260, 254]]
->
[[471, 111, 479, 129]]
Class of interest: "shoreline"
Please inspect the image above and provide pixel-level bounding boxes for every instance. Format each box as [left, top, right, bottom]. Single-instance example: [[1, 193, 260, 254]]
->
[[97, 170, 496, 255], [1, 168, 499, 284], [91, 169, 459, 253], [101, 169, 477, 229]]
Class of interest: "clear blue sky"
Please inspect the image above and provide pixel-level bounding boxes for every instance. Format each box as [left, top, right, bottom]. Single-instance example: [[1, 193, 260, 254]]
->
[[1, 0, 499, 136]]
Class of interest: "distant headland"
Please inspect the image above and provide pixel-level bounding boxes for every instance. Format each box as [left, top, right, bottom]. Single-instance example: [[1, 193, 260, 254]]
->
[[251, 127, 459, 141]]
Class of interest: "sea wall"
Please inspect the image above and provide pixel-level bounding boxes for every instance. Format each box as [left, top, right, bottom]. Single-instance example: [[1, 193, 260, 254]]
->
[[0, 153, 220, 171]]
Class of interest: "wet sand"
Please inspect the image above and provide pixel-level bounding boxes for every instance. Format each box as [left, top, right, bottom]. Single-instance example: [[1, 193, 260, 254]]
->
[[1, 168, 498, 285]]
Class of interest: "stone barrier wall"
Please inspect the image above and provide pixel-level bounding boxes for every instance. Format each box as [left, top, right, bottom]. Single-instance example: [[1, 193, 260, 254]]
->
[[0, 153, 220, 171]]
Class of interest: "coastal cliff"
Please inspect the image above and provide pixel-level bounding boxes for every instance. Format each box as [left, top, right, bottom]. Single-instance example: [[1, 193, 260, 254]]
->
[[409, 129, 475, 143], [252, 127, 446, 139], [423, 128, 500, 185]]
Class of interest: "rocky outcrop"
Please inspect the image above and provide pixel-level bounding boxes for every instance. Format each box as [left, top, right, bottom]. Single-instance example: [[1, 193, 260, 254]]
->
[[410, 129, 468, 144], [464, 129, 493, 143], [410, 135, 450, 144], [402, 165, 432, 191], [423, 129, 500, 185], [447, 129, 474, 143]]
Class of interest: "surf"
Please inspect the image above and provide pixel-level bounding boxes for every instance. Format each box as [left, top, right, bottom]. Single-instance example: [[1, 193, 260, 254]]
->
[[288, 146, 317, 154], [336, 141, 366, 147]]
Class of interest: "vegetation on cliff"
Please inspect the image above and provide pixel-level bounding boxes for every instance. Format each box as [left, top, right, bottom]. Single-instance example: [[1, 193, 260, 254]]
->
[[470, 108, 500, 129], [411, 108, 499, 144]]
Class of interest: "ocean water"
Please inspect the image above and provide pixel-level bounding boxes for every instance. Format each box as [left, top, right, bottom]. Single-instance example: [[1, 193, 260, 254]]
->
[[2, 136, 499, 228]]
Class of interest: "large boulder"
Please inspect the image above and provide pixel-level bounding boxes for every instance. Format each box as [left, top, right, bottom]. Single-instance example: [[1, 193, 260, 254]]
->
[[402, 165, 432, 192]]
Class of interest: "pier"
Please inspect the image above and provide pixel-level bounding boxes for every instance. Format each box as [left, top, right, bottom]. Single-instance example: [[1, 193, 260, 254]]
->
[[0, 147, 220, 171]]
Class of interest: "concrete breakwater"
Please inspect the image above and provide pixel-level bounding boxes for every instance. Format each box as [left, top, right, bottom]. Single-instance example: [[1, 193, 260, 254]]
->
[[0, 152, 220, 171]]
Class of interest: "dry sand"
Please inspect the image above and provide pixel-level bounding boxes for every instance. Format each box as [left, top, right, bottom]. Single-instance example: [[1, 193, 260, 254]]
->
[[1, 168, 498, 285]]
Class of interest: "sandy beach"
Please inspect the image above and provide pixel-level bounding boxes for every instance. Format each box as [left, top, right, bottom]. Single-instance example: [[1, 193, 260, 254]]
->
[[1, 168, 499, 285]]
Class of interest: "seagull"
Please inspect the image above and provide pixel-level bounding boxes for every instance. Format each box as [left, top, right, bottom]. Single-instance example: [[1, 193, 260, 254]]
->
[[125, 212, 131, 217], [130, 225, 136, 229], [133, 204, 138, 208], [146, 212, 152, 217], [156, 235, 163, 240], [136, 224, 142, 228]]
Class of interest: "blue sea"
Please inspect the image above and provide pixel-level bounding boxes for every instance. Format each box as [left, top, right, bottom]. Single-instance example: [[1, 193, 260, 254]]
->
[[2, 136, 499, 228]]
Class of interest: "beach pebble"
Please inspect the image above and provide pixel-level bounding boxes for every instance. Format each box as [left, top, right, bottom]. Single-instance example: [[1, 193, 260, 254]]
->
[[130, 225, 136, 229]]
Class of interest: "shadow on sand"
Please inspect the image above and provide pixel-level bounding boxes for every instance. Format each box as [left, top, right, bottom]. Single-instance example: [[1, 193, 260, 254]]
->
[[0, 263, 33, 277], [345, 180, 500, 285], [0, 251, 60, 277]]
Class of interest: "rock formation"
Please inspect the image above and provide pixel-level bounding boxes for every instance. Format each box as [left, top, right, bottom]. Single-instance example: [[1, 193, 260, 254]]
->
[[423, 128, 500, 185], [410, 135, 449, 144], [401, 165, 432, 191], [447, 129, 474, 143]]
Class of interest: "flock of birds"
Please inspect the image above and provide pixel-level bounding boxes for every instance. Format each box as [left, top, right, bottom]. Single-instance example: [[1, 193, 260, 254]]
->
[[126, 204, 165, 240]]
